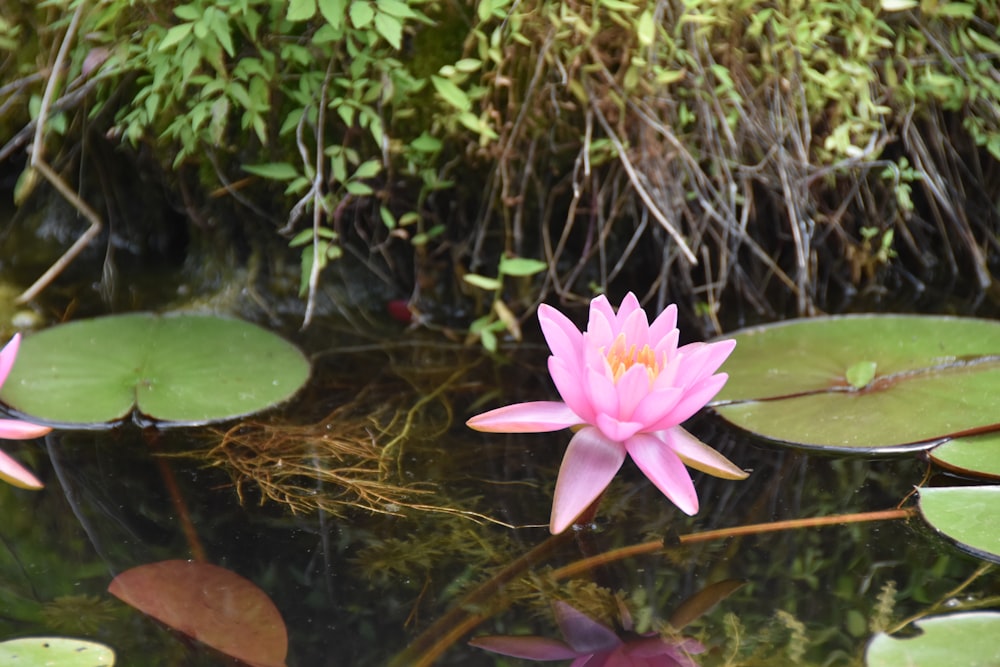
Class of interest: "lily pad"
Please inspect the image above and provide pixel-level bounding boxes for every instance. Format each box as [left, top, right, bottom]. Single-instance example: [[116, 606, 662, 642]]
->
[[918, 486, 1000, 561], [711, 315, 1000, 452], [930, 433, 1000, 480], [866, 611, 1000, 666], [0, 313, 310, 427], [0, 636, 115, 665], [108, 560, 287, 667]]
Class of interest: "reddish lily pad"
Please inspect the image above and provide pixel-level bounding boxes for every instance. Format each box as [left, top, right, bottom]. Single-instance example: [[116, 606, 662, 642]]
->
[[108, 560, 287, 667], [929, 433, 1000, 480], [711, 315, 1000, 452]]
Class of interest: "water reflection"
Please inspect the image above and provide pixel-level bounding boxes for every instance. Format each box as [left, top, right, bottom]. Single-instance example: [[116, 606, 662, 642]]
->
[[0, 329, 996, 666]]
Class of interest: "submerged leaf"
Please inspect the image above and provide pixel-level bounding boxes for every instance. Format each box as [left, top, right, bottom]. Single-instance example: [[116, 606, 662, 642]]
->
[[109, 560, 287, 667]]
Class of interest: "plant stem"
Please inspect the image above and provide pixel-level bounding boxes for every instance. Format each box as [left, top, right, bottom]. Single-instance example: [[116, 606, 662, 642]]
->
[[396, 506, 913, 665]]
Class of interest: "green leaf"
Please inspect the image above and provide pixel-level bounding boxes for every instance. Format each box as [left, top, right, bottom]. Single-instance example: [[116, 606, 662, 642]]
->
[[318, 0, 346, 29], [376, 0, 419, 19], [158, 23, 193, 51], [498, 257, 548, 277], [287, 0, 316, 21], [463, 274, 502, 291], [430, 75, 471, 112], [409, 132, 442, 153], [930, 433, 1000, 479], [637, 9, 655, 46], [867, 612, 1000, 666], [353, 158, 382, 179], [345, 181, 374, 195], [845, 360, 877, 389], [349, 0, 375, 28], [374, 12, 403, 48], [0, 314, 310, 427], [242, 162, 300, 180], [712, 315, 1000, 452], [0, 637, 115, 666], [918, 486, 1000, 561]]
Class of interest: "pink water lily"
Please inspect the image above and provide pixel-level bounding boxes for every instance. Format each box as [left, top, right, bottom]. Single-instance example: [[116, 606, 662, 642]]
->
[[470, 600, 704, 666], [0, 334, 53, 489], [467, 293, 747, 533]]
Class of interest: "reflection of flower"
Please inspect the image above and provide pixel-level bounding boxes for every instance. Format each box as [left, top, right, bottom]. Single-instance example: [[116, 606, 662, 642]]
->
[[470, 600, 704, 666], [467, 293, 746, 533], [0, 334, 53, 489]]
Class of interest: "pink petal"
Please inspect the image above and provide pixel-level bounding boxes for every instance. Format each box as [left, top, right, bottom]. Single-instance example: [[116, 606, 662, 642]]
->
[[539, 304, 584, 362], [615, 364, 652, 421], [674, 339, 736, 386], [550, 357, 596, 423], [467, 401, 580, 433], [630, 387, 683, 428], [665, 427, 748, 480], [585, 368, 619, 420], [618, 302, 649, 345], [648, 303, 678, 342], [0, 334, 20, 387], [469, 635, 581, 660], [652, 328, 680, 365], [587, 298, 616, 345], [553, 601, 622, 654], [0, 448, 43, 490], [550, 427, 626, 534], [648, 373, 729, 431], [614, 292, 642, 328], [595, 413, 645, 443], [0, 419, 52, 440], [625, 433, 699, 515]]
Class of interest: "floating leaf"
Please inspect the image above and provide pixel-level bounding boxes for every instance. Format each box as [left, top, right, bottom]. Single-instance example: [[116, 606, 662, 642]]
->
[[109, 560, 287, 667], [930, 433, 1000, 479], [711, 315, 1000, 452], [0, 314, 310, 427], [918, 486, 1000, 561], [0, 637, 115, 666], [866, 612, 1000, 666]]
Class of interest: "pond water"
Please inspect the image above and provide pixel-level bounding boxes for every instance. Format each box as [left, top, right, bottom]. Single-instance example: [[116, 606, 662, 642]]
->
[[0, 204, 997, 666], [0, 305, 995, 667]]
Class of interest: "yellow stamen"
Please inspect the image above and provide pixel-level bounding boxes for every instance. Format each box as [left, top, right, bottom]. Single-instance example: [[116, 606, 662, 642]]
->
[[604, 334, 664, 384]]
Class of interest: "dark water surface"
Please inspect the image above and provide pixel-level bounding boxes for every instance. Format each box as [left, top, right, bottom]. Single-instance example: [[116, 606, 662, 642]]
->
[[0, 317, 994, 667]]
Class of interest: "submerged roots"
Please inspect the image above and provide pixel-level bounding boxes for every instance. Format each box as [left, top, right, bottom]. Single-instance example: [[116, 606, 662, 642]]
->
[[203, 401, 428, 517]]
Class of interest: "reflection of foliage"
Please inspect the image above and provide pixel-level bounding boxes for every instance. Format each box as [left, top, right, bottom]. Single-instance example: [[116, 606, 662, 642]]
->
[[40, 595, 119, 635]]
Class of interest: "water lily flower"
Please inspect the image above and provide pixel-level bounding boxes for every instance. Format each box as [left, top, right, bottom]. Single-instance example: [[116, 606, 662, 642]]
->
[[0, 334, 53, 489], [467, 293, 747, 533], [470, 600, 704, 666]]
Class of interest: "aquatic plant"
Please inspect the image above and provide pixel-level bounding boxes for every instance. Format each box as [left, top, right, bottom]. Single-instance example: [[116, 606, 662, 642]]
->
[[470, 599, 703, 666], [0, 334, 52, 489], [468, 293, 748, 533]]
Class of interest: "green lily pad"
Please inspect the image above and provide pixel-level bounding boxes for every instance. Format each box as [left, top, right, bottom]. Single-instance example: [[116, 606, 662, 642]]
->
[[918, 486, 1000, 561], [866, 612, 1000, 666], [711, 315, 1000, 452], [0, 313, 310, 427], [0, 636, 115, 665], [930, 433, 1000, 480]]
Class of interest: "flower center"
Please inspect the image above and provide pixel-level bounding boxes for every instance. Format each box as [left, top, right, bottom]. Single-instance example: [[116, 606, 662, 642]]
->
[[605, 334, 663, 383]]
